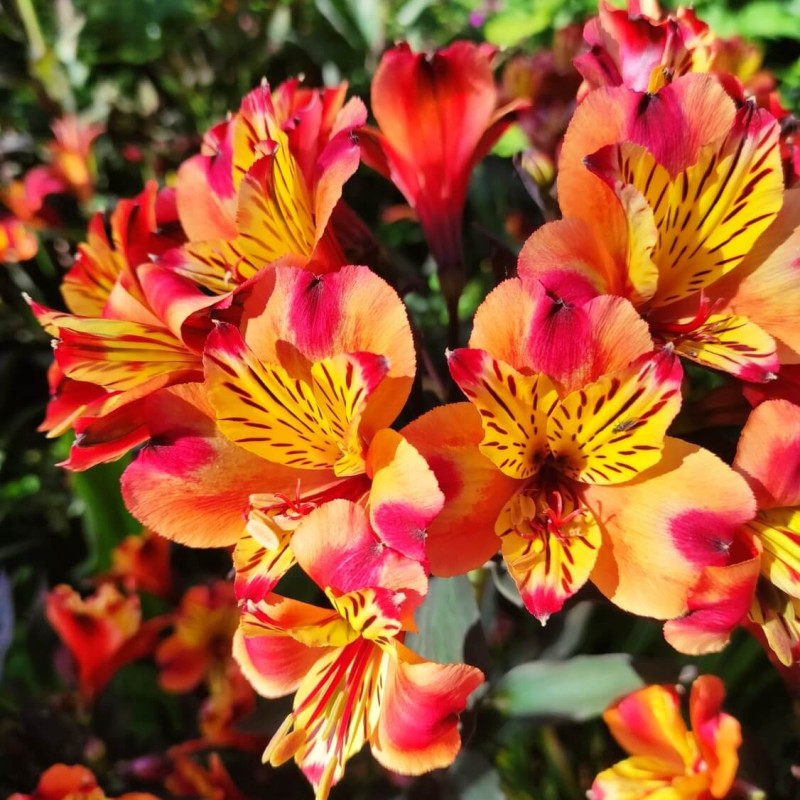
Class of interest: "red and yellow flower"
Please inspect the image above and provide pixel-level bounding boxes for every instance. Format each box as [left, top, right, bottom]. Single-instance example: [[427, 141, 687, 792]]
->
[[234, 499, 483, 800], [404, 275, 755, 624], [46, 583, 167, 700], [103, 530, 172, 599], [167, 80, 366, 293], [730, 400, 800, 666], [156, 582, 239, 693], [592, 675, 741, 800], [361, 42, 523, 330]]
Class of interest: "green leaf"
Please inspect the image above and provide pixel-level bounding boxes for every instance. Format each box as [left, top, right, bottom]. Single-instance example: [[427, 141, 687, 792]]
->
[[484, 8, 554, 47], [69, 455, 140, 576], [492, 654, 652, 721], [450, 751, 506, 800], [405, 575, 482, 665]]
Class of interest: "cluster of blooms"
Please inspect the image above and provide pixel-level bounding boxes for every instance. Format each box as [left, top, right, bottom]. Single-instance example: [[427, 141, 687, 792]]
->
[[45, 530, 258, 788], [18, 0, 800, 797], [0, 116, 102, 262]]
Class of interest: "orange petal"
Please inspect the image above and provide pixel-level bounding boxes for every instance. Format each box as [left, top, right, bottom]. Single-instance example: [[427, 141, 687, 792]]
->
[[371, 643, 484, 776], [401, 404, 517, 576], [734, 398, 800, 509], [586, 437, 756, 619], [603, 684, 694, 771], [688, 675, 741, 799], [365, 429, 444, 562], [122, 383, 316, 547], [291, 500, 428, 604]]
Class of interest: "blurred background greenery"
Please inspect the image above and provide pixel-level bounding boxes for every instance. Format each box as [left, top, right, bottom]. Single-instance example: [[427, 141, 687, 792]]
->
[[1, 1, 799, 798]]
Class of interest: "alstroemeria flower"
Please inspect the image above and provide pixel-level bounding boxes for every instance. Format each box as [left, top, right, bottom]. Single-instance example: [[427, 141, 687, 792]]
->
[[0, 215, 38, 262], [30, 182, 230, 470], [577, 0, 780, 107], [360, 42, 523, 333], [122, 266, 441, 600], [46, 584, 167, 700], [165, 753, 246, 800], [725, 399, 800, 666], [527, 73, 799, 383], [404, 276, 755, 624], [157, 582, 239, 693], [8, 764, 159, 800], [48, 116, 104, 203], [234, 499, 483, 800], [0, 164, 67, 262], [591, 676, 741, 800], [166, 80, 366, 294], [104, 530, 173, 599]]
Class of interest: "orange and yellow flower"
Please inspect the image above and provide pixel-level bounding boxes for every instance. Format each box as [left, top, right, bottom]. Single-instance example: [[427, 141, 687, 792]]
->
[[592, 675, 741, 800], [234, 500, 483, 800], [527, 72, 800, 383], [103, 530, 172, 599], [122, 265, 441, 600], [156, 582, 238, 693], [404, 275, 755, 624], [166, 80, 365, 293]]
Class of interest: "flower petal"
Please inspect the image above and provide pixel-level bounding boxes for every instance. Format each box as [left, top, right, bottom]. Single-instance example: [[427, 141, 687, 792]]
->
[[448, 347, 556, 480], [401, 404, 517, 576], [586, 437, 756, 619], [547, 350, 683, 485], [371, 643, 484, 776], [365, 429, 444, 563]]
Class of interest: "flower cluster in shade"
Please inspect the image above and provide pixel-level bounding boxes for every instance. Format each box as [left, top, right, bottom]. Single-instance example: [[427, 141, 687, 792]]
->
[[23, 1, 800, 797]]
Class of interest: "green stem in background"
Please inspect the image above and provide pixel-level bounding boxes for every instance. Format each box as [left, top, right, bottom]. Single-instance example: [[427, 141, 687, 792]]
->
[[15, 0, 47, 62], [540, 726, 582, 800]]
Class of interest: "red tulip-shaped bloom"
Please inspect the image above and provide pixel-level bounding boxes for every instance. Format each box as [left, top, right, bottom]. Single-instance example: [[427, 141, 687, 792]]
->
[[362, 42, 522, 336]]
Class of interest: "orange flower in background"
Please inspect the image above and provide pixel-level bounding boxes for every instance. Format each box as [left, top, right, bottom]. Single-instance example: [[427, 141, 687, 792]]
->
[[165, 753, 248, 800], [46, 584, 166, 701], [404, 276, 755, 625], [526, 73, 800, 384], [122, 266, 441, 602], [7, 764, 159, 800], [48, 116, 104, 203], [156, 582, 238, 693], [0, 216, 38, 262], [591, 676, 741, 800], [234, 500, 483, 800], [361, 41, 523, 338], [105, 531, 173, 599]]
